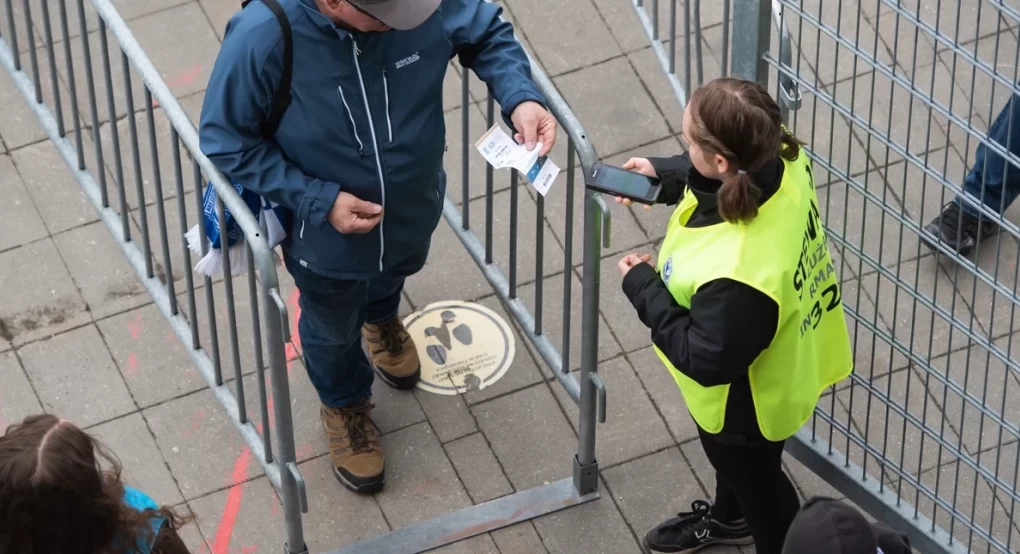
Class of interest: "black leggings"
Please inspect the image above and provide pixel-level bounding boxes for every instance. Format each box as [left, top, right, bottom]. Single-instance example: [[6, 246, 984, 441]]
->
[[698, 425, 801, 554]]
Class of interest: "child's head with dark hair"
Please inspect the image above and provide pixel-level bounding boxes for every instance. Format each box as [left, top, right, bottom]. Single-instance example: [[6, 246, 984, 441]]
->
[[683, 77, 804, 223], [0, 414, 190, 554]]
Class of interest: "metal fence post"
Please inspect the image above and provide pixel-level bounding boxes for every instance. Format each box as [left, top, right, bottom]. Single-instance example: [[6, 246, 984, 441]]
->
[[730, 0, 771, 87], [573, 190, 603, 496]]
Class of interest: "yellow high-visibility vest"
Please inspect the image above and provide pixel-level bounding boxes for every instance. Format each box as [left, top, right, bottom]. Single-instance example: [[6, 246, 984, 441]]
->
[[654, 151, 853, 441]]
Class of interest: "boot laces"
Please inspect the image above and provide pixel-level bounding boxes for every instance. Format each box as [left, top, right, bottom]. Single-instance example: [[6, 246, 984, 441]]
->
[[666, 500, 714, 539], [343, 402, 375, 453]]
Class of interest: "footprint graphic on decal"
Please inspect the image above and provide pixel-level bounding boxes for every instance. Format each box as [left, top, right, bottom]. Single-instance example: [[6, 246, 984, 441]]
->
[[424, 310, 473, 366]]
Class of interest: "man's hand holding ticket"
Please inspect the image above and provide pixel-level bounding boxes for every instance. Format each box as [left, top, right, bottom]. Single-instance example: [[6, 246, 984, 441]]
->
[[474, 124, 561, 196]]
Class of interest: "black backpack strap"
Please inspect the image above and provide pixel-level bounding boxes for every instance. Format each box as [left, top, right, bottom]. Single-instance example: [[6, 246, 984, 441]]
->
[[242, 0, 293, 138]]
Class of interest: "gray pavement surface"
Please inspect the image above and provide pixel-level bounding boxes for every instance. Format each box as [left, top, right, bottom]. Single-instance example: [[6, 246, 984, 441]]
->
[[1, 0, 1019, 552]]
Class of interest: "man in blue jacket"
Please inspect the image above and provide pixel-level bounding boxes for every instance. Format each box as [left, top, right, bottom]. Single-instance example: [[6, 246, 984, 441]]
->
[[199, 0, 556, 494]]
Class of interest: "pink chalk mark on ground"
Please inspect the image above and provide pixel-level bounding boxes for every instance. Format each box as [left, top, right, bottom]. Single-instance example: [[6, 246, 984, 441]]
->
[[242, 546, 259, 554], [128, 312, 144, 340], [210, 447, 252, 554], [153, 63, 203, 108], [182, 408, 206, 438], [126, 352, 139, 376]]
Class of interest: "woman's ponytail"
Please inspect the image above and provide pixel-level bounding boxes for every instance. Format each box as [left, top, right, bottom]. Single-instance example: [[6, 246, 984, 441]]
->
[[718, 170, 762, 223], [779, 128, 804, 161]]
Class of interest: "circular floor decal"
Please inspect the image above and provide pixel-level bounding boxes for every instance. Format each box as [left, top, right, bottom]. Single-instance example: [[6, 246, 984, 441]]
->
[[403, 301, 516, 395]]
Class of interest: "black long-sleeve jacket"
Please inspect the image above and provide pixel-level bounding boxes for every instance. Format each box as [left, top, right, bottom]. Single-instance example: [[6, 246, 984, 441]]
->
[[621, 153, 787, 440]]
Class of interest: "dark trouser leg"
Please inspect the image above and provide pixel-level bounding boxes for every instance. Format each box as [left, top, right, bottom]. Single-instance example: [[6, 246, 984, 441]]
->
[[698, 426, 801, 554], [284, 255, 373, 408], [958, 92, 1020, 216], [365, 239, 432, 324]]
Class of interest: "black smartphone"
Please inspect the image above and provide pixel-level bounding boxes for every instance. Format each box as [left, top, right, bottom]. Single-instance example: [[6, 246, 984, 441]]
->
[[586, 162, 661, 205]]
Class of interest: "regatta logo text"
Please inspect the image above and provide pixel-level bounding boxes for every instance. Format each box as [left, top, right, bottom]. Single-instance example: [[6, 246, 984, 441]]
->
[[395, 52, 420, 69]]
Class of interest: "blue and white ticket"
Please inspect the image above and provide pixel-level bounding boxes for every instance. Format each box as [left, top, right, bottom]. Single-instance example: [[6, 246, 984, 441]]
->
[[474, 124, 560, 197]]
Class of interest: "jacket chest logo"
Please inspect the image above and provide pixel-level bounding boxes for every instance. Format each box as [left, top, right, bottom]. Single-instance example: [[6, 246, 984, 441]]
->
[[395, 51, 420, 69], [662, 256, 673, 284]]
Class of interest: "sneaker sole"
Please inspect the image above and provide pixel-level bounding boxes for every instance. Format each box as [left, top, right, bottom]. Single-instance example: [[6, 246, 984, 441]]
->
[[641, 536, 754, 553], [332, 464, 385, 495]]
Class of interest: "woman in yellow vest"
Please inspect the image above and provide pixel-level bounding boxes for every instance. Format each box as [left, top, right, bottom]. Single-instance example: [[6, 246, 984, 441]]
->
[[615, 77, 853, 554]]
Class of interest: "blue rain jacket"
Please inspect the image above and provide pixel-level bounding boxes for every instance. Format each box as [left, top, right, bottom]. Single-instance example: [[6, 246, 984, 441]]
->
[[199, 0, 544, 279]]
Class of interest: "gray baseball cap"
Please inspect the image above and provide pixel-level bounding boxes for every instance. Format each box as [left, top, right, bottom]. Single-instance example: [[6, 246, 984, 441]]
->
[[351, 0, 442, 30]]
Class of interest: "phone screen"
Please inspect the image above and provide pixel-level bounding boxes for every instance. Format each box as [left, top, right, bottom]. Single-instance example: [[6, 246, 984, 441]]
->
[[596, 164, 656, 199]]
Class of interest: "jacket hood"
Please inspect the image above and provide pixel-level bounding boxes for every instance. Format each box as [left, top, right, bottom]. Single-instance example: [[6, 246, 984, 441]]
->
[[782, 497, 879, 554]]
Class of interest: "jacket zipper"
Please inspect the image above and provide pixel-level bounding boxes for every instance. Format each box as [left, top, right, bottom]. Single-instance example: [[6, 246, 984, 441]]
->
[[336, 86, 364, 154], [382, 70, 393, 143], [352, 39, 387, 272]]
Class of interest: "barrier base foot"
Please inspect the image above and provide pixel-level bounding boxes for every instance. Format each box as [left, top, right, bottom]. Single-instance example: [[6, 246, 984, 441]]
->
[[284, 543, 308, 554], [573, 455, 600, 496], [324, 477, 599, 554]]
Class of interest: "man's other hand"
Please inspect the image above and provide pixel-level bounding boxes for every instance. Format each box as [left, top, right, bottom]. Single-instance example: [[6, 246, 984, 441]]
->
[[328, 192, 383, 234], [511, 101, 557, 157]]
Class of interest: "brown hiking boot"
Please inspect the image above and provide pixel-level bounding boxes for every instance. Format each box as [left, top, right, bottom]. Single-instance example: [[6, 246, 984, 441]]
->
[[363, 319, 421, 389], [320, 399, 384, 494]]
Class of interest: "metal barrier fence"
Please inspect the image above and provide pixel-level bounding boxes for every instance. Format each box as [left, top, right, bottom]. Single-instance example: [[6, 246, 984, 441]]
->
[[632, 0, 1020, 552], [0, 0, 610, 552]]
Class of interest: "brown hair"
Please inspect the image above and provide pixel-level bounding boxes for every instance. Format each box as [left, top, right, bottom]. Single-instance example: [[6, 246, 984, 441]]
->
[[0, 414, 193, 554], [686, 77, 804, 223]]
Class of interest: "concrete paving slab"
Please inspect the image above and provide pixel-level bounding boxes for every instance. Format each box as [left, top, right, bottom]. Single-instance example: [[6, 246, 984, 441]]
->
[[910, 459, 1019, 552], [175, 521, 206, 554], [461, 296, 546, 405], [90, 411, 184, 505], [930, 343, 1020, 455], [100, 91, 205, 214], [597, 249, 664, 354], [443, 431, 514, 504], [934, 235, 1020, 344], [787, 0, 887, 87], [241, 361, 324, 464], [870, 4, 939, 73], [414, 387, 477, 445], [187, 473, 284, 554], [587, 0, 654, 54], [0, 43, 85, 149], [426, 534, 500, 554], [783, 455, 846, 502], [791, 94, 878, 188], [405, 218, 495, 309], [473, 383, 576, 490], [861, 257, 981, 360], [626, 347, 700, 443], [0, 238, 90, 345], [296, 455, 391, 552], [537, 156, 650, 262], [839, 367, 961, 478], [602, 447, 703, 540], [199, 0, 237, 42], [817, 176, 919, 270], [839, 270, 911, 383], [0, 154, 48, 252], [131, 191, 205, 289], [375, 422, 473, 528], [0, 351, 43, 433], [54, 3, 217, 126], [144, 387, 264, 500], [369, 369, 427, 435], [553, 56, 671, 158], [552, 356, 673, 468], [53, 219, 153, 319], [505, 0, 620, 77], [517, 269, 622, 373], [974, 439, 1020, 534], [0, 0, 45, 53], [19, 323, 135, 426], [33, 0, 193, 45], [462, 187, 568, 284], [940, 30, 1020, 131], [601, 136, 684, 242], [626, 44, 707, 135], [490, 521, 547, 554], [10, 136, 102, 234], [532, 481, 642, 554]]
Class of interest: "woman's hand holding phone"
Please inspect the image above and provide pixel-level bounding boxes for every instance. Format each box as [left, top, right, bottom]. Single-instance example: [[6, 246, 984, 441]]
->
[[615, 158, 657, 210]]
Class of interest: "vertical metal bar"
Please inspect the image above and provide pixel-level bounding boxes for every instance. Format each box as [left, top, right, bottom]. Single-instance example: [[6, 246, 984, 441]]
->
[[78, 0, 107, 207], [171, 131, 199, 349], [669, 0, 677, 74], [21, 0, 40, 103], [216, 196, 247, 424], [575, 188, 601, 489], [561, 139, 576, 374], [485, 95, 495, 265], [123, 52, 153, 277], [721, 0, 730, 75], [145, 90, 177, 307], [535, 191, 545, 336], [652, 0, 659, 40], [4, 0, 20, 69], [261, 284, 305, 553], [39, 0, 63, 136], [57, 0, 84, 169], [693, 0, 703, 86], [461, 73, 470, 230], [508, 169, 518, 298], [100, 21, 129, 239], [194, 162, 223, 384], [247, 246, 271, 462], [730, 0, 771, 85]]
